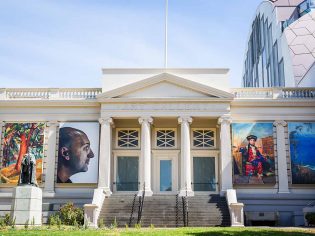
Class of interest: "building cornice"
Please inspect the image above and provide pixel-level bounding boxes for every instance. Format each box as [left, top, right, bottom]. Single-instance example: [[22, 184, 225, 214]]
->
[[231, 99, 315, 107], [0, 100, 100, 107]]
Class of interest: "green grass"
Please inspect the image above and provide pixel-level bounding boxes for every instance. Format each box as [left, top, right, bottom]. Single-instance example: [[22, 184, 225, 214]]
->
[[0, 227, 314, 236]]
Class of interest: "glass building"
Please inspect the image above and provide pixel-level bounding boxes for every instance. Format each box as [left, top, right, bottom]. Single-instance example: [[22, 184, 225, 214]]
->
[[243, 0, 315, 87]]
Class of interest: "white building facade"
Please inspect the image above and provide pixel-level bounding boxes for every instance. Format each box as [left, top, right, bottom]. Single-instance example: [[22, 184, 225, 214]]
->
[[0, 68, 314, 226]]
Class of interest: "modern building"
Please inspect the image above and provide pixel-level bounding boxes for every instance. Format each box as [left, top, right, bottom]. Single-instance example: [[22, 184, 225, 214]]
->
[[243, 0, 315, 88], [0, 68, 314, 227]]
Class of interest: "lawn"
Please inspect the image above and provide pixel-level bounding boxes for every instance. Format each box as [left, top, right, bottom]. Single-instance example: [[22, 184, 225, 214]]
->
[[0, 227, 314, 236]]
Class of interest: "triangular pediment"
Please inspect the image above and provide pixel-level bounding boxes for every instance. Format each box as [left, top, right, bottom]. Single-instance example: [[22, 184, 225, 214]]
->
[[97, 73, 233, 100]]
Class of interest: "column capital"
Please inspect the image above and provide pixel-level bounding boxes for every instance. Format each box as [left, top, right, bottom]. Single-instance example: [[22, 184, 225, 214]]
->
[[273, 120, 287, 127], [0, 121, 5, 126], [99, 117, 114, 126], [178, 116, 193, 124], [138, 117, 153, 125], [218, 115, 232, 125]]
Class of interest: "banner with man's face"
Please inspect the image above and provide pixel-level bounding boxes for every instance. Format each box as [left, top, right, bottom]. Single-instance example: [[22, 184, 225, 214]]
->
[[231, 123, 276, 185], [57, 122, 99, 184], [1, 123, 45, 185]]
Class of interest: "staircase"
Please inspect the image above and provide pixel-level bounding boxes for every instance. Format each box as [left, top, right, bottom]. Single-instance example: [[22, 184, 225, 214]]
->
[[99, 194, 230, 227], [187, 195, 231, 227]]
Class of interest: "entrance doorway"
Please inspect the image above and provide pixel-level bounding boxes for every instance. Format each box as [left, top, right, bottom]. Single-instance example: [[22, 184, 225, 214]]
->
[[153, 151, 179, 194], [192, 156, 217, 192]]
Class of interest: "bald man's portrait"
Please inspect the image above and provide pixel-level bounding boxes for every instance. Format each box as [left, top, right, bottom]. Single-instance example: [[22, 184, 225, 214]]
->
[[57, 127, 95, 183]]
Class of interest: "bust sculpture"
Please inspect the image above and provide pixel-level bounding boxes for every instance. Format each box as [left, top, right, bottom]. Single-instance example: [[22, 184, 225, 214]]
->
[[18, 153, 38, 187]]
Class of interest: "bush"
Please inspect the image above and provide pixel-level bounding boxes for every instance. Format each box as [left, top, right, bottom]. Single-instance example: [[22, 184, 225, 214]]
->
[[48, 213, 61, 226], [306, 212, 315, 226], [3, 213, 11, 226], [0, 218, 5, 228], [59, 202, 84, 226]]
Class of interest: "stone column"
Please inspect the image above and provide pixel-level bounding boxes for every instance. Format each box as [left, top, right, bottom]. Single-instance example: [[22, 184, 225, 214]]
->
[[273, 120, 289, 193], [178, 116, 194, 197], [138, 117, 153, 196], [98, 118, 114, 196], [218, 115, 233, 195], [44, 121, 58, 194]]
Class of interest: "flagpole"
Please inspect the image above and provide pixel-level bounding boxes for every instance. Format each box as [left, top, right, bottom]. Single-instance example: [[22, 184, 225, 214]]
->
[[164, 0, 168, 68]]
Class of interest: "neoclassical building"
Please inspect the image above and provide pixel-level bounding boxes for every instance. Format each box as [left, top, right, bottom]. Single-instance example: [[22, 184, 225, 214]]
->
[[0, 68, 314, 227]]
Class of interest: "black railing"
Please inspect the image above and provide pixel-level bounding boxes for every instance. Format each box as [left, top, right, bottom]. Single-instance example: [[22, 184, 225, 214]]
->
[[137, 183, 145, 224], [128, 193, 138, 227], [181, 183, 189, 227]]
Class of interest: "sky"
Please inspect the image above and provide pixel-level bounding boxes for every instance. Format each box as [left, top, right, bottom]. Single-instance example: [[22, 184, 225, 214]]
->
[[0, 0, 262, 88]]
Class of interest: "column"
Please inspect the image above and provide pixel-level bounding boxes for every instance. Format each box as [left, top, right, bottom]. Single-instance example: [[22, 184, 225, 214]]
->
[[178, 116, 194, 197], [44, 121, 58, 194], [218, 115, 233, 195], [138, 117, 153, 196], [273, 120, 290, 193], [98, 118, 114, 196]]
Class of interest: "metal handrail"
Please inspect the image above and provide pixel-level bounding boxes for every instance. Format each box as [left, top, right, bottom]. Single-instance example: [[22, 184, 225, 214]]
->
[[137, 182, 145, 224], [128, 193, 137, 227], [175, 194, 179, 227], [181, 182, 189, 227]]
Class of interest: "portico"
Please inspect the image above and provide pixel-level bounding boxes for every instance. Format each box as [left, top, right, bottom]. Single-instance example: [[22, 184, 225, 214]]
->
[[96, 69, 234, 197]]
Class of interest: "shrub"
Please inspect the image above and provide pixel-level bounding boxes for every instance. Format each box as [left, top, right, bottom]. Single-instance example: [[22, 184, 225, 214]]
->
[[0, 218, 5, 228], [4, 213, 11, 226], [59, 202, 84, 226], [306, 212, 315, 226], [48, 213, 61, 226]]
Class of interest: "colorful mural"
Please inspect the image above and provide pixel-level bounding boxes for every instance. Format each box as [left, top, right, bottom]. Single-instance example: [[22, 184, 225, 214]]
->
[[57, 122, 99, 184], [1, 123, 45, 184], [289, 122, 315, 184], [232, 123, 275, 185]]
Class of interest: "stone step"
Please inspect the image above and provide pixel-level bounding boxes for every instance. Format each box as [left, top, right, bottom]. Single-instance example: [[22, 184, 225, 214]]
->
[[100, 194, 231, 227]]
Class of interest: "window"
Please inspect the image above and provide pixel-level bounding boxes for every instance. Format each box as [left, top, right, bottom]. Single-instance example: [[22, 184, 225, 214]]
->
[[117, 129, 140, 148], [156, 129, 176, 148], [278, 58, 285, 87], [272, 41, 279, 86], [192, 129, 216, 148]]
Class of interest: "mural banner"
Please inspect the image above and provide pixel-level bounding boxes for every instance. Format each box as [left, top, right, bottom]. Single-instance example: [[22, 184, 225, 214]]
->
[[289, 122, 315, 184], [1, 123, 45, 184], [57, 122, 99, 184], [232, 123, 275, 184]]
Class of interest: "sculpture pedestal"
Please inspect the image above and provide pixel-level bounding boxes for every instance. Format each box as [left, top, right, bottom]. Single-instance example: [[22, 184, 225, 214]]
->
[[11, 185, 42, 225]]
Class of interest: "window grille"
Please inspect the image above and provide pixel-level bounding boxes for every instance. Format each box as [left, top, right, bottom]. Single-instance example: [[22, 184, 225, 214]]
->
[[192, 129, 215, 148], [117, 129, 139, 148], [156, 129, 176, 148]]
